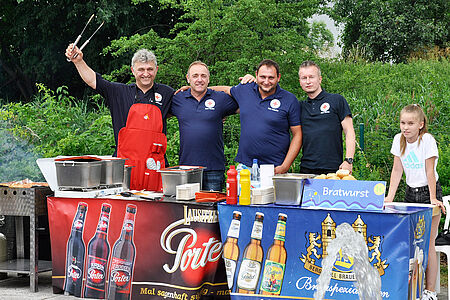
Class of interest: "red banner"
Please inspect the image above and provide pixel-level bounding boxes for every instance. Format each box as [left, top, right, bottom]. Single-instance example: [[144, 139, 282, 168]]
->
[[48, 197, 230, 299]]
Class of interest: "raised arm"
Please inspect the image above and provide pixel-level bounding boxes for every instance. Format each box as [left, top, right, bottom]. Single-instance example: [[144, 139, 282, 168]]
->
[[65, 44, 96, 89], [275, 125, 302, 174]]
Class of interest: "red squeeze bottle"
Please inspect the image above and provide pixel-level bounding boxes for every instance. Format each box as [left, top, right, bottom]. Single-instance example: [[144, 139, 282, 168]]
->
[[226, 165, 238, 204]]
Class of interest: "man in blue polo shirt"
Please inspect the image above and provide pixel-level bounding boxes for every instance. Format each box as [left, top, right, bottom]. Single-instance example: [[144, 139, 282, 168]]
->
[[65, 46, 173, 155], [215, 59, 302, 174], [298, 60, 355, 175], [170, 61, 238, 191]]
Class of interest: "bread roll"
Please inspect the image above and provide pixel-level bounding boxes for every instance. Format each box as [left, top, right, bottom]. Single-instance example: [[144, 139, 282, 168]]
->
[[336, 169, 350, 178]]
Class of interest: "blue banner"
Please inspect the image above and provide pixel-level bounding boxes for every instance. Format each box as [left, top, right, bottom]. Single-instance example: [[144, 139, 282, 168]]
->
[[218, 203, 432, 299]]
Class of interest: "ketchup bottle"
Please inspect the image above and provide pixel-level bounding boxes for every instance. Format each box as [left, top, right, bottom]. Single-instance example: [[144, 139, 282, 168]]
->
[[226, 165, 238, 205]]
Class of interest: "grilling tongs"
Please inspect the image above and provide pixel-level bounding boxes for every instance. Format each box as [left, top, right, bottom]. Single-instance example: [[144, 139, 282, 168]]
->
[[66, 14, 104, 62]]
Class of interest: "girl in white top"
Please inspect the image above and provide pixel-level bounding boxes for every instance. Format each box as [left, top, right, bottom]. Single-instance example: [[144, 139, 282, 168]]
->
[[385, 104, 444, 300]]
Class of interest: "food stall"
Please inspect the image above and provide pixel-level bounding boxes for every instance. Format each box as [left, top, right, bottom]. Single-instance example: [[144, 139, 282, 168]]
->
[[217, 173, 434, 299], [40, 156, 435, 299], [39, 157, 229, 299]]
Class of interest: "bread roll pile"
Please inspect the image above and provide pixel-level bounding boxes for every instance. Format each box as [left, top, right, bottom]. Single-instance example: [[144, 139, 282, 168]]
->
[[314, 169, 356, 180]]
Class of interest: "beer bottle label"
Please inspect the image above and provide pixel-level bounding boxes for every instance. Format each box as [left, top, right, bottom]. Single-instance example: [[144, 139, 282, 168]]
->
[[274, 221, 286, 241], [67, 260, 83, 282], [109, 256, 133, 293], [227, 219, 240, 239], [250, 222, 263, 240], [237, 258, 261, 290], [260, 260, 285, 294], [224, 258, 237, 289], [85, 255, 107, 290]]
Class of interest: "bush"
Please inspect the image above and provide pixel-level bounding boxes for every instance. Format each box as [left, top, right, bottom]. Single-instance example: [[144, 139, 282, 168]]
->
[[1, 59, 448, 199]]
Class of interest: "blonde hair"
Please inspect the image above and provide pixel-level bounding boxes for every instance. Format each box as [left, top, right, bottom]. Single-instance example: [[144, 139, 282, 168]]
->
[[400, 104, 428, 155]]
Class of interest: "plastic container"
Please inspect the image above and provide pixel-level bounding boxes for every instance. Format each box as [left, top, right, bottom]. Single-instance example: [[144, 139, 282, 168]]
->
[[239, 169, 251, 205], [226, 165, 238, 205], [158, 166, 204, 196]]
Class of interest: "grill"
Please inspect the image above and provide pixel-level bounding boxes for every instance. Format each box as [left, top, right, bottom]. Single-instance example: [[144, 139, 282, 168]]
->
[[0, 185, 53, 292]]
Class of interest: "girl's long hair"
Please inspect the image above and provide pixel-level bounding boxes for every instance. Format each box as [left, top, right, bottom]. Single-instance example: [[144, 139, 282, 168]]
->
[[400, 104, 428, 155]]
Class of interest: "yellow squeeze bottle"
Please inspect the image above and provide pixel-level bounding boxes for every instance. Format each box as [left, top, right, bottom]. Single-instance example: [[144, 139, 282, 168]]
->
[[239, 169, 251, 205]]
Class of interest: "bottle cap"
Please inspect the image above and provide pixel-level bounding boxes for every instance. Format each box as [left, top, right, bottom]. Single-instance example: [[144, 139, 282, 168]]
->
[[229, 165, 235, 169], [253, 158, 258, 164]]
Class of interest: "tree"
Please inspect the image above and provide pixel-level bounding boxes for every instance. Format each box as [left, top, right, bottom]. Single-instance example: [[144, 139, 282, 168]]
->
[[104, 0, 332, 88], [0, 0, 181, 101], [329, 0, 450, 62]]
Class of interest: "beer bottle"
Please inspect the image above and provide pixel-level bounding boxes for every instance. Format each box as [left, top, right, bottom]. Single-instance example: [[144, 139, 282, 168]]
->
[[64, 202, 88, 297], [84, 203, 112, 298], [222, 211, 242, 290], [107, 204, 137, 300], [259, 213, 287, 295], [236, 212, 264, 294]]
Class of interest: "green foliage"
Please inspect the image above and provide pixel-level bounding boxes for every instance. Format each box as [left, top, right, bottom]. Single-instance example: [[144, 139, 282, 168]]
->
[[0, 84, 114, 181], [330, 0, 450, 62], [102, 0, 331, 89], [0, 0, 181, 100]]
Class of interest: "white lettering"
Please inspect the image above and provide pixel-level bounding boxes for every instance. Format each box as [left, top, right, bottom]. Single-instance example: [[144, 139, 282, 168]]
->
[[322, 187, 370, 198], [161, 219, 223, 273]]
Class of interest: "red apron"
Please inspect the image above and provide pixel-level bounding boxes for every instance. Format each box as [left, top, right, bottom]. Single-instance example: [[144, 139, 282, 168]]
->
[[117, 103, 166, 191]]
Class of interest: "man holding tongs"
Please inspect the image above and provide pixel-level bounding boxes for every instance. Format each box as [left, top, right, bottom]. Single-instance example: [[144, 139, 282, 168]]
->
[[65, 15, 174, 157]]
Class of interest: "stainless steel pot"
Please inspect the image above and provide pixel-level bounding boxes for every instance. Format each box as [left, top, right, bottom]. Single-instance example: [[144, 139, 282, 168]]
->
[[100, 158, 126, 185], [55, 157, 103, 189], [123, 165, 134, 191]]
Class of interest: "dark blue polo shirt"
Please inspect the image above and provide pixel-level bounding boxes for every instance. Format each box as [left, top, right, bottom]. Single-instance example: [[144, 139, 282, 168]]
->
[[95, 73, 174, 154], [230, 82, 301, 167], [170, 89, 238, 171], [300, 90, 352, 170]]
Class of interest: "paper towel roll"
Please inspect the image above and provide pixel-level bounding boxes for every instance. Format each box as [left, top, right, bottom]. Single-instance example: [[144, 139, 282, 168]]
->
[[260, 164, 274, 187]]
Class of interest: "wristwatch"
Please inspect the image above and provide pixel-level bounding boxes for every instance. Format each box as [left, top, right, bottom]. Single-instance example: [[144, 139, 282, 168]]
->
[[344, 158, 354, 164]]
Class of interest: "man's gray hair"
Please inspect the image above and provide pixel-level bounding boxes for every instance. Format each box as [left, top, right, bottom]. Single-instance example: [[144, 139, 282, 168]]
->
[[131, 49, 157, 67]]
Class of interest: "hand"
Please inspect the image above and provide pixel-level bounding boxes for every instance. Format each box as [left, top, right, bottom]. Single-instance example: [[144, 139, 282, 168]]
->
[[431, 198, 446, 214], [239, 74, 256, 84], [339, 161, 353, 174], [384, 195, 394, 203], [174, 85, 189, 94], [65, 43, 83, 63], [274, 165, 289, 174]]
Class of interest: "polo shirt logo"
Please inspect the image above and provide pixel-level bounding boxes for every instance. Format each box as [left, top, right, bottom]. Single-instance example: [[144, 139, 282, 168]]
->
[[320, 102, 330, 114], [144, 114, 149, 120], [402, 151, 424, 169], [155, 93, 163, 104], [269, 99, 281, 112], [205, 99, 216, 110]]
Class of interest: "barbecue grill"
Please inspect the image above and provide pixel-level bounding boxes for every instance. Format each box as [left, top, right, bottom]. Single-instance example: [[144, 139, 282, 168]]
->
[[0, 185, 53, 292]]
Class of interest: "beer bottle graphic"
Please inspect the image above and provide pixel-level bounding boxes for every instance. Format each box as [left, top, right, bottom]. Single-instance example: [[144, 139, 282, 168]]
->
[[64, 202, 88, 297], [222, 211, 242, 290], [84, 203, 112, 298], [107, 204, 137, 300], [236, 212, 264, 294], [260, 213, 287, 295]]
